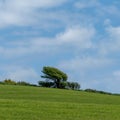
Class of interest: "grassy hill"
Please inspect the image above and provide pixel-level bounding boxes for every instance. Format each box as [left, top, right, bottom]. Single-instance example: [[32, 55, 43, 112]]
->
[[0, 85, 120, 120]]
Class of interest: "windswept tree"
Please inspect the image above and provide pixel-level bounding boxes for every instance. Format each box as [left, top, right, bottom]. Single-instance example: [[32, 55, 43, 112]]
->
[[41, 66, 68, 88]]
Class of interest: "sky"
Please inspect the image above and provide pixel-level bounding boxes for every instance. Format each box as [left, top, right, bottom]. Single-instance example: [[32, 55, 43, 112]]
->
[[0, 0, 120, 93]]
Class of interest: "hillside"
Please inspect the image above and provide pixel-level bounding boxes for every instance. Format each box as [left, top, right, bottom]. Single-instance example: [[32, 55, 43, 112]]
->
[[0, 85, 120, 120]]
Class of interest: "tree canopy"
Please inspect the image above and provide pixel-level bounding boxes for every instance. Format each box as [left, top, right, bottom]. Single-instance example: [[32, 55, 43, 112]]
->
[[41, 66, 68, 88]]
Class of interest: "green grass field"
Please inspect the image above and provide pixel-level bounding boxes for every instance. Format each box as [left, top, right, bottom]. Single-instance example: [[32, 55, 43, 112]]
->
[[0, 85, 120, 120]]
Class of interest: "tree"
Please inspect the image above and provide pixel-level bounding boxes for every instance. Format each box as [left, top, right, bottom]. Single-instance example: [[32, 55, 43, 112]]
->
[[38, 80, 54, 88], [41, 66, 68, 88], [67, 82, 80, 90], [3, 79, 16, 85]]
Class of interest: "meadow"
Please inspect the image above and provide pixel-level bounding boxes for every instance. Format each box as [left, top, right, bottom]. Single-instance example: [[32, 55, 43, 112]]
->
[[0, 85, 120, 120]]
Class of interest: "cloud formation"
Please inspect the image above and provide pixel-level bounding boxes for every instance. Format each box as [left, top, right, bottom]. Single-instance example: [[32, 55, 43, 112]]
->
[[0, 0, 120, 93], [0, 26, 95, 58], [0, 0, 67, 27]]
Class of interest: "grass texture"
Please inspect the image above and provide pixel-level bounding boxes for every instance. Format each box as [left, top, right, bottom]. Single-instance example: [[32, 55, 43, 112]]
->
[[0, 85, 120, 120]]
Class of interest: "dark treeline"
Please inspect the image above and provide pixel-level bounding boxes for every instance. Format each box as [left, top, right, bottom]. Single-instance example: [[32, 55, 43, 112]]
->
[[38, 80, 80, 90], [0, 79, 37, 87], [0, 79, 119, 96], [0, 66, 119, 95], [0, 79, 80, 90]]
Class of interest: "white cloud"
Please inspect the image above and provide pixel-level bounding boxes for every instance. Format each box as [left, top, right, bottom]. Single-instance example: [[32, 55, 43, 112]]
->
[[58, 56, 120, 93], [0, 0, 120, 93], [82, 77, 120, 93], [100, 5, 120, 16], [75, 0, 100, 9], [0, 25, 96, 58], [0, 0, 96, 29], [107, 26, 120, 40], [7, 68, 38, 83], [113, 70, 120, 79], [0, 65, 39, 84], [58, 56, 111, 72], [75, 0, 120, 19], [58, 56, 116, 92], [103, 71, 120, 93], [57, 26, 95, 48], [97, 24, 120, 56], [0, 0, 67, 27], [5, 0, 67, 8]]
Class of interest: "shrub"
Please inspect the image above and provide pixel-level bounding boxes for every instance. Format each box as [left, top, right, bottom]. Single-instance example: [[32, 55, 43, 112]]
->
[[60, 81, 68, 89], [38, 80, 80, 90], [85, 88, 112, 95], [0, 81, 4, 85], [3, 79, 16, 85], [38, 81, 55, 88], [85, 89, 96, 93], [16, 81, 31, 86], [67, 82, 80, 90]]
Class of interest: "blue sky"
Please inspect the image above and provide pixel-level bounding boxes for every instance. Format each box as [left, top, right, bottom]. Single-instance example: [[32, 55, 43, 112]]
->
[[0, 0, 120, 93]]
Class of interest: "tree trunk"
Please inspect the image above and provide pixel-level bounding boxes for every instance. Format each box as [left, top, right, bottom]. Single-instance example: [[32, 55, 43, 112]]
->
[[55, 80, 60, 88]]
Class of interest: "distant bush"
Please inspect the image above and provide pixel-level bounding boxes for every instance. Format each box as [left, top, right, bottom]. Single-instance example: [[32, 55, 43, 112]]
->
[[0, 79, 36, 87], [38, 81, 55, 88], [0, 81, 4, 85], [67, 82, 80, 90], [60, 81, 68, 89], [16, 81, 31, 86], [85, 88, 112, 95], [2, 79, 16, 85], [85, 89, 96, 92], [38, 80, 80, 90]]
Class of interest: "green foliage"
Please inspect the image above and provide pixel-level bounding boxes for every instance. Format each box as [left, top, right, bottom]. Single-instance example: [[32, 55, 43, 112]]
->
[[2, 79, 16, 85], [16, 81, 31, 86], [41, 66, 68, 88], [67, 82, 80, 90], [0, 81, 4, 85], [0, 79, 36, 87], [85, 89, 112, 95], [38, 80, 54, 87], [60, 81, 68, 89]]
